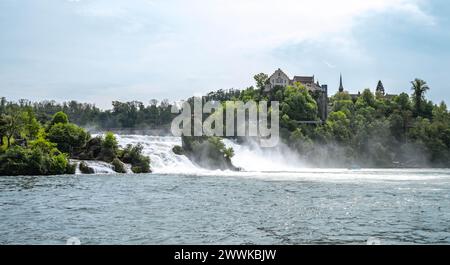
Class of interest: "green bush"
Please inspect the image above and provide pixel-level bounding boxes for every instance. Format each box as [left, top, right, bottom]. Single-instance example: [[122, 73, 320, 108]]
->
[[50, 111, 69, 125], [100, 132, 118, 162], [0, 143, 73, 176], [119, 143, 151, 173], [47, 123, 89, 155], [181, 136, 238, 171]]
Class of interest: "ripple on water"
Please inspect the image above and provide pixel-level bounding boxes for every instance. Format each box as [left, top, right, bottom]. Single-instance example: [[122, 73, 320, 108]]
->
[[0, 170, 450, 244]]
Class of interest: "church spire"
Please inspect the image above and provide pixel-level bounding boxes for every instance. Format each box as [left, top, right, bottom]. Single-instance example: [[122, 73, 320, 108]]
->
[[338, 73, 344, 92]]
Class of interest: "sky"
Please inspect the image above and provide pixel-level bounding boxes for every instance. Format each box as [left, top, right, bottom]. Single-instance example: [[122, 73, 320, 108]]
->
[[1, 0, 449, 109]]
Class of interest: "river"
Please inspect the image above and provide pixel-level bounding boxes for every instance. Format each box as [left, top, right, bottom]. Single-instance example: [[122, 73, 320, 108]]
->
[[0, 135, 449, 244]]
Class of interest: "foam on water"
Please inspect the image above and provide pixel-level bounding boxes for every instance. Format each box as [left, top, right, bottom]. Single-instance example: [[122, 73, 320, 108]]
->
[[115, 135, 202, 174], [88, 134, 450, 182], [72, 160, 117, 174]]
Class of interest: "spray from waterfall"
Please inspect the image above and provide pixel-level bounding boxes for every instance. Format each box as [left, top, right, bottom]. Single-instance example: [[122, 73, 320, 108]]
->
[[113, 135, 308, 173], [223, 138, 309, 171]]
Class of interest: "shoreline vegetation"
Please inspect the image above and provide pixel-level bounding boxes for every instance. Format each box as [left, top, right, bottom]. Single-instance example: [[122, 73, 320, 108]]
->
[[1, 75, 450, 175], [0, 111, 151, 176]]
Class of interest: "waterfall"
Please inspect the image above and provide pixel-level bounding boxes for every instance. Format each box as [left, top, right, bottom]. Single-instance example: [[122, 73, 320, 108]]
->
[[115, 135, 200, 173], [76, 134, 306, 174], [76, 135, 450, 180], [115, 135, 306, 173], [223, 139, 307, 172]]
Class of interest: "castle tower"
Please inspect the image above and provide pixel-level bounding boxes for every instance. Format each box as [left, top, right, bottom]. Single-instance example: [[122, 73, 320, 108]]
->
[[339, 73, 344, 92]]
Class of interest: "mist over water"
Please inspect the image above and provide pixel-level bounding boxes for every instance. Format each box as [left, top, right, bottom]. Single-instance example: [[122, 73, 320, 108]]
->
[[105, 135, 448, 180], [223, 138, 308, 172], [109, 135, 449, 183]]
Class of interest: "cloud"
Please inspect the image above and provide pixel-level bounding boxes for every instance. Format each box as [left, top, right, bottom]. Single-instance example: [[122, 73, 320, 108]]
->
[[68, 0, 435, 75], [74, 0, 434, 48], [2, 0, 446, 108], [177, 0, 432, 48]]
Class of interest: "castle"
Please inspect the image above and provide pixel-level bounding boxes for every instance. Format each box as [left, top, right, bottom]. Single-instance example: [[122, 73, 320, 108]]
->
[[264, 68, 328, 121], [263, 68, 397, 122]]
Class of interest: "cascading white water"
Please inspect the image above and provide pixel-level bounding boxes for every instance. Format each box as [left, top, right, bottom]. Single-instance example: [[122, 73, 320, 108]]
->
[[113, 135, 307, 173], [115, 135, 200, 173], [72, 160, 119, 174], [76, 135, 450, 182], [223, 138, 308, 172]]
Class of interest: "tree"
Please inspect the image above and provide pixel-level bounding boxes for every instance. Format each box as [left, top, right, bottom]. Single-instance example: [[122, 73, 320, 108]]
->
[[375, 80, 385, 97], [330, 91, 354, 119], [327, 111, 351, 143], [2, 112, 26, 148], [393, 93, 411, 111], [51, 111, 69, 125], [433, 101, 449, 123], [100, 132, 119, 162], [0, 114, 7, 146], [0, 97, 6, 114], [239, 86, 261, 102], [356, 89, 376, 108], [47, 123, 89, 155], [411, 78, 430, 117], [22, 109, 40, 141], [254, 73, 268, 90], [280, 83, 318, 122]]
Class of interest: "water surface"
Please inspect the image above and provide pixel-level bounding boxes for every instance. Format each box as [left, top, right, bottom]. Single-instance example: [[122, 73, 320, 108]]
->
[[1, 169, 449, 244]]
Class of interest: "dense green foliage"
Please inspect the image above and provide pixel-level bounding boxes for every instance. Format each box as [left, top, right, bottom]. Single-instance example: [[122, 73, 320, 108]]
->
[[0, 105, 151, 175], [50, 111, 69, 125], [181, 136, 239, 171], [285, 84, 449, 167], [101, 132, 119, 162], [0, 97, 176, 129], [202, 77, 449, 167], [0, 134, 75, 176], [118, 143, 151, 173], [47, 123, 89, 156]]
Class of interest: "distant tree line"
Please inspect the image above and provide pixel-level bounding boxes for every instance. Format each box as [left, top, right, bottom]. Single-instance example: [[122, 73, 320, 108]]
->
[[0, 97, 177, 129]]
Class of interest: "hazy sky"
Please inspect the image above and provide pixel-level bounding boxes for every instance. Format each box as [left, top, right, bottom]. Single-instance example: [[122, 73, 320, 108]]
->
[[1, 0, 449, 109]]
